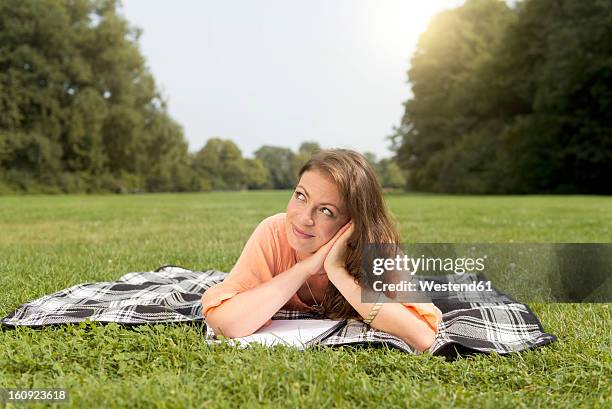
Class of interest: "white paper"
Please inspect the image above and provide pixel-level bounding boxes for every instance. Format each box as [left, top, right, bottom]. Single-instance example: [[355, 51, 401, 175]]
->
[[219, 319, 342, 350]]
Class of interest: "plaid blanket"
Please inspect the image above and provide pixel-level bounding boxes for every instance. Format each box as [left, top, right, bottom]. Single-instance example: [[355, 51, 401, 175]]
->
[[1, 265, 556, 358]]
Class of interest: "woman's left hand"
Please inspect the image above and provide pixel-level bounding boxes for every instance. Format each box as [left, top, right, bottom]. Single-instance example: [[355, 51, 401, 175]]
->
[[324, 221, 354, 275]]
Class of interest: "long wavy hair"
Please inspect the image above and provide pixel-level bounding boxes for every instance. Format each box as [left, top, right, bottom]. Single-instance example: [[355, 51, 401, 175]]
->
[[298, 149, 401, 319]]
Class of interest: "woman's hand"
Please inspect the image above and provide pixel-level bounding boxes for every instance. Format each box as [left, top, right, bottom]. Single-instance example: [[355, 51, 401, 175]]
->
[[302, 221, 353, 276], [324, 221, 355, 274]]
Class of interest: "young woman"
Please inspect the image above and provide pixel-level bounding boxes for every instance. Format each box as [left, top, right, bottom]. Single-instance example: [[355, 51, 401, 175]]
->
[[201, 149, 442, 352]]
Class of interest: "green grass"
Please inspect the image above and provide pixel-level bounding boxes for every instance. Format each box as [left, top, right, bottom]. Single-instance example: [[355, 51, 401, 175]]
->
[[0, 192, 610, 408]]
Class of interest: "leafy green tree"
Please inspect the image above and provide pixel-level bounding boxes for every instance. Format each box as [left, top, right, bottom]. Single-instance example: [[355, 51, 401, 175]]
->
[[255, 145, 296, 189], [140, 113, 195, 192], [0, 0, 196, 193], [290, 141, 321, 178], [493, 0, 612, 193], [391, 0, 515, 193], [377, 158, 406, 189], [361, 151, 384, 185], [192, 138, 248, 190], [297, 142, 321, 157], [244, 158, 270, 189], [361, 152, 406, 189], [392, 0, 611, 194], [362, 152, 377, 167]]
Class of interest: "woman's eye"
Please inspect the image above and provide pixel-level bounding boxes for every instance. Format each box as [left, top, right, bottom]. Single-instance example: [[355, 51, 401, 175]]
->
[[295, 191, 305, 201], [321, 208, 333, 217]]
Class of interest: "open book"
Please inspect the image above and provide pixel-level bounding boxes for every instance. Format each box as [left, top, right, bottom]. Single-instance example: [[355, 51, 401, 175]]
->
[[208, 319, 346, 350]]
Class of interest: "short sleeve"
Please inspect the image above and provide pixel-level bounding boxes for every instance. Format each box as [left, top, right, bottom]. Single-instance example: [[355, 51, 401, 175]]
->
[[201, 216, 278, 317], [401, 302, 442, 335]]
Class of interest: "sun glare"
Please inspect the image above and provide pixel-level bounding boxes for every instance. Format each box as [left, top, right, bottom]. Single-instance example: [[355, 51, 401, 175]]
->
[[360, 0, 464, 58]]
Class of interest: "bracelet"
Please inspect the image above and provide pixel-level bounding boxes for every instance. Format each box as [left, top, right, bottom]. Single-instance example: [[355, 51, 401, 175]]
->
[[363, 301, 383, 325]]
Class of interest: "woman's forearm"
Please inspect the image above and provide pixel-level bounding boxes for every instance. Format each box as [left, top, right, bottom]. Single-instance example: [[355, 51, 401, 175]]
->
[[327, 266, 437, 352], [204, 262, 313, 338]]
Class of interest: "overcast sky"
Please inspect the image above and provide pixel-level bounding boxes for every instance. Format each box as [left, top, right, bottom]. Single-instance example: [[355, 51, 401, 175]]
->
[[119, 0, 464, 159]]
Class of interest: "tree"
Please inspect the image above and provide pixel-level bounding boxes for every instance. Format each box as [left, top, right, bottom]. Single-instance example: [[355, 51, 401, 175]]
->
[[244, 158, 270, 189], [377, 158, 406, 189], [493, 0, 612, 193], [297, 142, 321, 157], [363, 152, 377, 167], [290, 141, 321, 178], [391, 0, 515, 193], [193, 138, 247, 190], [392, 0, 612, 194], [0, 0, 197, 193], [254, 145, 296, 189], [140, 112, 196, 192]]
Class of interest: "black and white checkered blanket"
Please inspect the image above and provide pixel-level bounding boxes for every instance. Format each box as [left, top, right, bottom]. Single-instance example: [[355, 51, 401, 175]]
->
[[1, 265, 556, 358]]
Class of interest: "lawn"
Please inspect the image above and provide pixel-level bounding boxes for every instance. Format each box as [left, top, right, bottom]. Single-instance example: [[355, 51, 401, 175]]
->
[[0, 191, 610, 408]]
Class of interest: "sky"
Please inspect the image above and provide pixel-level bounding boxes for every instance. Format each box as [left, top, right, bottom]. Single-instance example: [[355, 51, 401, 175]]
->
[[119, 0, 465, 160]]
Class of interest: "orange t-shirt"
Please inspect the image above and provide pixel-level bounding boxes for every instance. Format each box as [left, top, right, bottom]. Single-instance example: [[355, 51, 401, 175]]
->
[[201, 213, 442, 333]]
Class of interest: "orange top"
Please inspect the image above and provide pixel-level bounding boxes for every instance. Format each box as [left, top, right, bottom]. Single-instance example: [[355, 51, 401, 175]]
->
[[201, 213, 442, 333]]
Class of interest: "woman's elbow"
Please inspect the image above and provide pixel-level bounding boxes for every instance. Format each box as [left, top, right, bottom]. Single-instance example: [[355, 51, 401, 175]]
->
[[403, 328, 437, 353], [204, 309, 253, 339], [204, 309, 231, 338]]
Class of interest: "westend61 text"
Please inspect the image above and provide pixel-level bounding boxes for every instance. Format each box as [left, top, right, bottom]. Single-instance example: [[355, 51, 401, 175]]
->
[[372, 280, 493, 293]]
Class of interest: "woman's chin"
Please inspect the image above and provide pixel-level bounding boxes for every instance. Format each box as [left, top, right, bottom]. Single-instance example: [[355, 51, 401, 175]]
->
[[290, 241, 311, 254], [288, 236, 316, 255]]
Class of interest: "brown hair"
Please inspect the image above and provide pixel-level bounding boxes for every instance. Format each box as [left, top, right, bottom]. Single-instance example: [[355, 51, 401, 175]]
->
[[298, 149, 400, 319]]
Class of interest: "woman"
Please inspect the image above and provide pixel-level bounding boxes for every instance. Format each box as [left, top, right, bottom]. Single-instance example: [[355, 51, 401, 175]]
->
[[202, 149, 442, 352]]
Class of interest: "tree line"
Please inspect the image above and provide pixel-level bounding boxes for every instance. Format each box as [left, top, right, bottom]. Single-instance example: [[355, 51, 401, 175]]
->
[[3, 0, 607, 195], [0, 0, 403, 194], [192, 139, 405, 191], [391, 0, 611, 194]]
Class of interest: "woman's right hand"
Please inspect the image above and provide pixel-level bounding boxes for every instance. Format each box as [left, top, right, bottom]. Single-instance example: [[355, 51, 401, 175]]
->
[[302, 221, 353, 276]]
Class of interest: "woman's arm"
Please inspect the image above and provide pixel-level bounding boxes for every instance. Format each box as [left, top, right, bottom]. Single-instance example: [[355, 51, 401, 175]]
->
[[323, 224, 437, 352], [327, 266, 437, 352], [204, 261, 313, 338], [205, 222, 352, 339]]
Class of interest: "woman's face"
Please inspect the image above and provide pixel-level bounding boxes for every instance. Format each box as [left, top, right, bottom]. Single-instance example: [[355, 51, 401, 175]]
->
[[285, 169, 350, 254]]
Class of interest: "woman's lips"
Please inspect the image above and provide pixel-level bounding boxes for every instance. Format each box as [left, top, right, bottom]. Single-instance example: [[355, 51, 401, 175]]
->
[[292, 224, 314, 239]]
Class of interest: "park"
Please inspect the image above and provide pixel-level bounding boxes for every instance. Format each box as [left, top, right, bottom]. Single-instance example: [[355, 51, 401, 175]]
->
[[1, 0, 610, 407], [1, 192, 610, 406]]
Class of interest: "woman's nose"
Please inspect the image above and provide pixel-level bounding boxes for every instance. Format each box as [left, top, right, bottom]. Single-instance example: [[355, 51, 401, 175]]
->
[[299, 208, 315, 226]]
